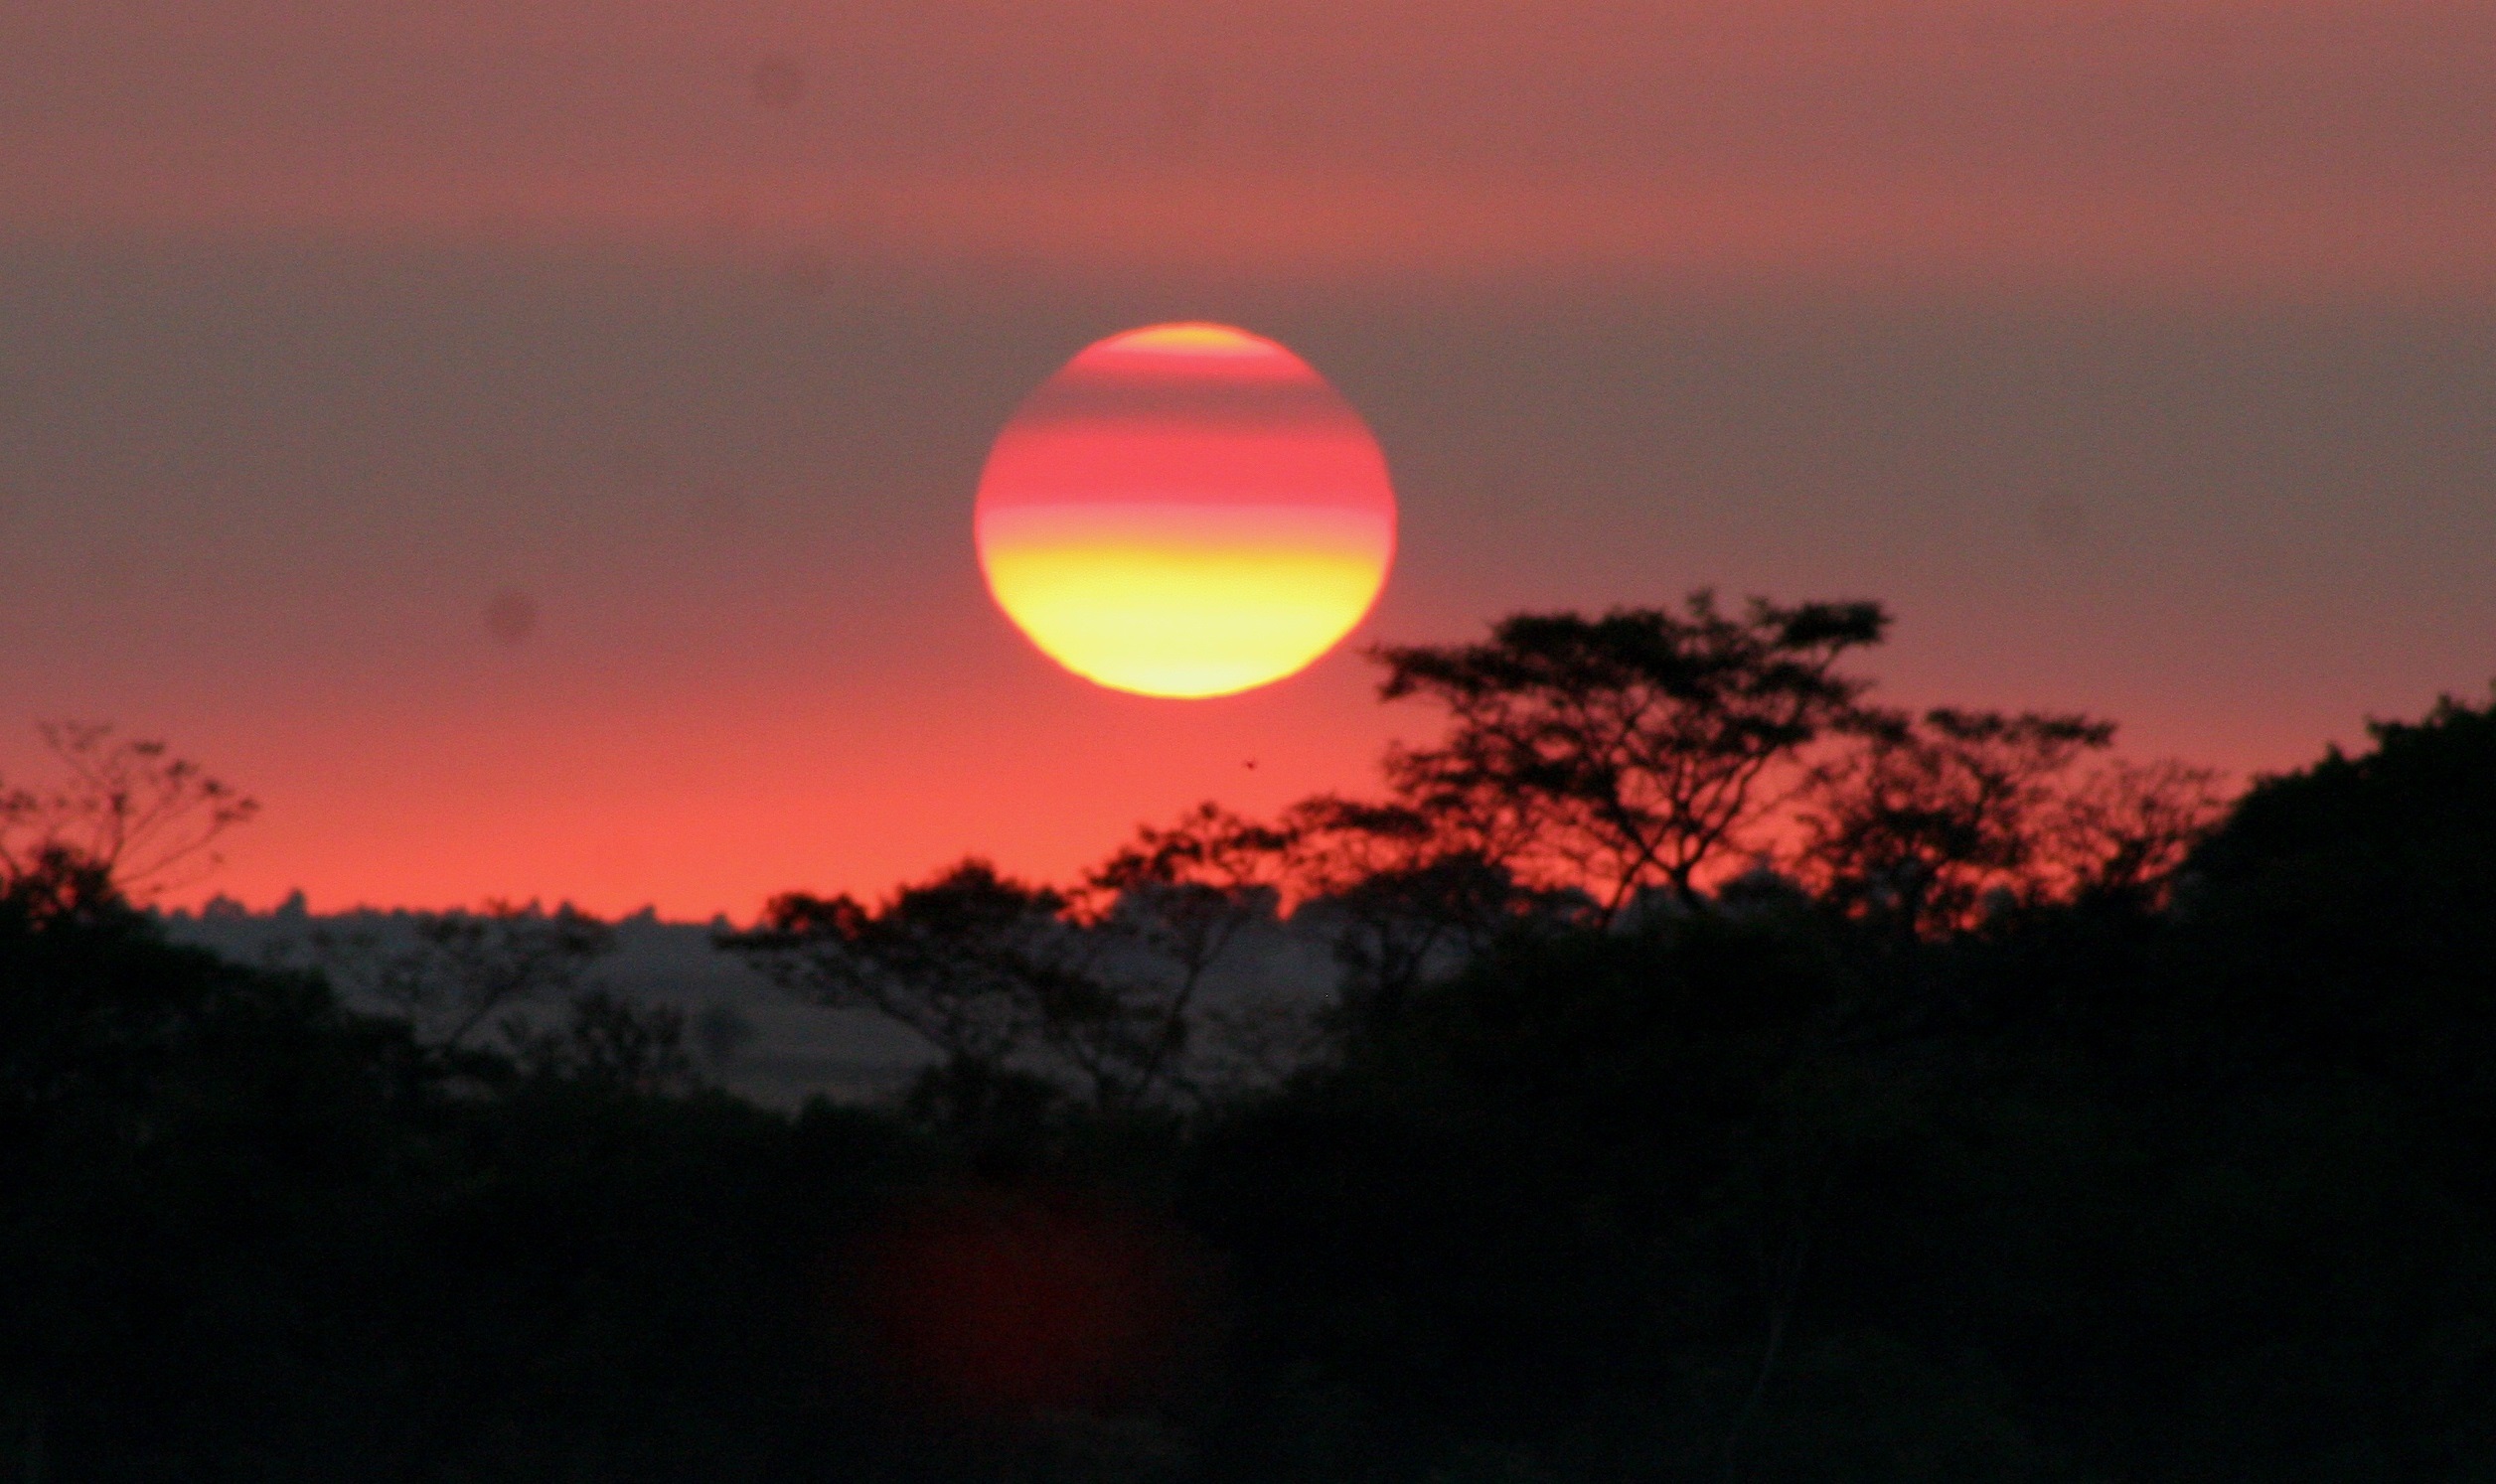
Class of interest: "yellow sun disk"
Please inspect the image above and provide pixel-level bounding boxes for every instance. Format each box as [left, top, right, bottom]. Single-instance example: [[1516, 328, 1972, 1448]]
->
[[973, 322, 1397, 697], [980, 513, 1391, 698], [1108, 322, 1278, 357]]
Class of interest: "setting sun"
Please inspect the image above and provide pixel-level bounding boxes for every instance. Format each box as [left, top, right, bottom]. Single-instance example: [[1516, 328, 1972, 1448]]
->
[[974, 323, 1397, 698]]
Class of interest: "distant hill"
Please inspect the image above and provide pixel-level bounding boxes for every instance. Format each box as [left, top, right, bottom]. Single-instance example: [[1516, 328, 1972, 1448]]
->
[[159, 900, 931, 1107], [157, 897, 1344, 1109]]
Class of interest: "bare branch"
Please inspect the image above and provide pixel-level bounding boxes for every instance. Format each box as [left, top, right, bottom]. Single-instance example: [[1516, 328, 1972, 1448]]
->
[[0, 721, 259, 901]]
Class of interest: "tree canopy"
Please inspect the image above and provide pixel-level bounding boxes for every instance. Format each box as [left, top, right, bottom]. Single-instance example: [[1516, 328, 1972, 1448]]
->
[[5, 634, 2493, 1484]]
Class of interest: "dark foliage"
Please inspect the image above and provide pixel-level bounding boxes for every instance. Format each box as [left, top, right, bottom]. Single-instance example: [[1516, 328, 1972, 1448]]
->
[[1373, 595, 1890, 918], [0, 876, 928, 1482], [6, 663, 2495, 1481]]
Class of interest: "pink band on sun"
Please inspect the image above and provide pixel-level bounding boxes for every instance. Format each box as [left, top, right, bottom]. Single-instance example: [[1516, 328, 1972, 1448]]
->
[[975, 323, 1397, 698]]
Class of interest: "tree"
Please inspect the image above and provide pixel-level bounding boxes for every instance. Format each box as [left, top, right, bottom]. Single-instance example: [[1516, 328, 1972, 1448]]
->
[[734, 845, 1300, 1113], [2175, 685, 2495, 1070], [1075, 804, 1294, 1107], [1372, 594, 1889, 920], [0, 722, 257, 906], [1275, 794, 1533, 1025], [1083, 799, 1542, 1069], [0, 845, 122, 932], [1796, 710, 2226, 936], [1795, 708, 2114, 936], [2053, 758, 2228, 909], [725, 859, 1075, 1100]]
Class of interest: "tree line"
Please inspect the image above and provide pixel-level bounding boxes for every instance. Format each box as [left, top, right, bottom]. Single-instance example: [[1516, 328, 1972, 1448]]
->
[[4, 594, 2491, 1483], [728, 594, 2221, 1117]]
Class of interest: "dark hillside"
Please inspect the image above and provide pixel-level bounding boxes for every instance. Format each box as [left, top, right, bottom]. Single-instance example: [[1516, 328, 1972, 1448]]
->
[[6, 670, 2493, 1481]]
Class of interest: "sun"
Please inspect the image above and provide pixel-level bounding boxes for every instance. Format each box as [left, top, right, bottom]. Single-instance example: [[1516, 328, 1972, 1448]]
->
[[974, 323, 1397, 698]]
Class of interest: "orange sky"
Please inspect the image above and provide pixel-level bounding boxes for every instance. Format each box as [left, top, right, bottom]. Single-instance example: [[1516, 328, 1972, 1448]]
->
[[2, 1, 2491, 915]]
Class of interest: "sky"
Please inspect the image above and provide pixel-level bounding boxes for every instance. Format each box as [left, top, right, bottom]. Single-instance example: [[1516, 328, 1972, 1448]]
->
[[3, 1, 2492, 917]]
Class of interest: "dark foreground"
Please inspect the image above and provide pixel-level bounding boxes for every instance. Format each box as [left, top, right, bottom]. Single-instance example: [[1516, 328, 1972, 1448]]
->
[[5, 692, 2495, 1483]]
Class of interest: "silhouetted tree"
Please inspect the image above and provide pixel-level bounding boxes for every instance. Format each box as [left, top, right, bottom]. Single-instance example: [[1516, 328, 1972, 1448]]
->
[[0, 721, 257, 903], [1076, 805, 1293, 1107], [0, 845, 122, 933], [726, 859, 1084, 1112], [1372, 594, 1889, 920], [2052, 757, 2229, 908], [1796, 709, 2226, 935], [1274, 794, 1534, 1025], [1795, 707, 2114, 934], [736, 834, 1305, 1113], [28, 630, 2496, 1484], [2177, 683, 2496, 1073]]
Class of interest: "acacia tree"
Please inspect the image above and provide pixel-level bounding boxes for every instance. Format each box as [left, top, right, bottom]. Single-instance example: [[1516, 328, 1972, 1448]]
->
[[1371, 593, 1889, 921], [1796, 708, 2228, 934]]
